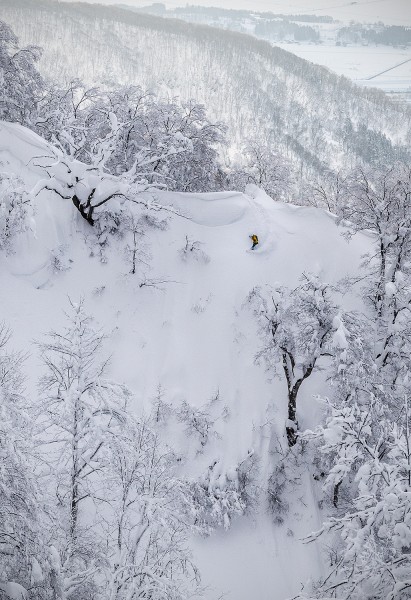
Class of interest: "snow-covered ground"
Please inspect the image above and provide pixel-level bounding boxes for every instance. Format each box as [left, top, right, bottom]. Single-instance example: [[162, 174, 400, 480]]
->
[[0, 120, 372, 599], [275, 42, 410, 80]]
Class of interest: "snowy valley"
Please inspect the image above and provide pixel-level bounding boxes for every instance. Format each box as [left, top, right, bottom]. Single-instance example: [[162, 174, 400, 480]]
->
[[121, 2, 411, 102]]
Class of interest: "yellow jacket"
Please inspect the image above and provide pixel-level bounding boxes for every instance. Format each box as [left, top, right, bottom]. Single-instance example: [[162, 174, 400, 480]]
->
[[250, 234, 259, 244]]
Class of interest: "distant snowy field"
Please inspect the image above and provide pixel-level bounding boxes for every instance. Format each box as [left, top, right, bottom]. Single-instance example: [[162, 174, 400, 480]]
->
[[275, 41, 411, 100], [274, 42, 410, 81], [263, 5, 411, 102]]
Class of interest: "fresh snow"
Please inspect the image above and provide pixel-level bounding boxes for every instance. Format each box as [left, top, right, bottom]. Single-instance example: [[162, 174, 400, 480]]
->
[[0, 120, 372, 599]]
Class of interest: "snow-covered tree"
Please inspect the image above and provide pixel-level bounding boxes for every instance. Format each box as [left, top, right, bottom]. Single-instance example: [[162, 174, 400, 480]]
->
[[122, 208, 150, 276], [34, 79, 100, 150], [102, 412, 200, 600], [38, 85, 224, 186], [228, 139, 294, 201], [302, 394, 411, 600], [249, 275, 340, 445], [33, 83, 226, 224], [150, 98, 226, 193], [283, 174, 411, 597], [34, 300, 130, 599], [31, 137, 176, 226], [0, 324, 49, 598], [0, 20, 44, 125], [340, 164, 411, 317], [176, 391, 227, 452], [300, 298, 411, 599], [302, 170, 348, 212], [335, 164, 411, 394]]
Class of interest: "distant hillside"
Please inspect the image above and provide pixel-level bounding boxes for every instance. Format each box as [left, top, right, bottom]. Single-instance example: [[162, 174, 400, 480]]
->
[[1, 0, 410, 177]]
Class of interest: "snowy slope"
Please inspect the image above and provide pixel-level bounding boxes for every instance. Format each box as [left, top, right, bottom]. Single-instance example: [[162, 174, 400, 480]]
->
[[0, 121, 372, 599]]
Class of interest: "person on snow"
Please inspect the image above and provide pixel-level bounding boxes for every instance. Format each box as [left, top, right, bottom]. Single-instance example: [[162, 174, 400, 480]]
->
[[250, 234, 259, 250]]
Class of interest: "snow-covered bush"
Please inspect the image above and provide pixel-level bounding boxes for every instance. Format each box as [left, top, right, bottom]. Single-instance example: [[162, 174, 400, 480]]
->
[[267, 463, 290, 523], [179, 236, 210, 264], [177, 400, 218, 449], [177, 392, 228, 451], [49, 244, 71, 274], [191, 293, 213, 314], [266, 438, 314, 526], [137, 212, 168, 231], [0, 173, 32, 253], [185, 452, 258, 534]]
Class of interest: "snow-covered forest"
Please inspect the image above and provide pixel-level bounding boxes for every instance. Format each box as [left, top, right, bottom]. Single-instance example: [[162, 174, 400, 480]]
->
[[2, 0, 411, 182], [1, 1, 411, 599]]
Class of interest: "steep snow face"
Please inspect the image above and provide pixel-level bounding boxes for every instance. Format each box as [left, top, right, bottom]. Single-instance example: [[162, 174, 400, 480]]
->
[[0, 121, 371, 599]]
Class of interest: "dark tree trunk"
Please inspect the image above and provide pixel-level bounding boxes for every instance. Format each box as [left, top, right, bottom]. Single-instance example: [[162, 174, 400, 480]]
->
[[72, 195, 94, 225], [70, 481, 79, 539], [286, 386, 299, 447], [333, 480, 342, 507], [285, 365, 314, 447], [286, 424, 298, 447]]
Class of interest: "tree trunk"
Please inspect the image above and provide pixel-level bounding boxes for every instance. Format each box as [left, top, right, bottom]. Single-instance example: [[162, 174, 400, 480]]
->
[[285, 369, 313, 447], [286, 386, 299, 447], [72, 195, 94, 225], [333, 480, 342, 508]]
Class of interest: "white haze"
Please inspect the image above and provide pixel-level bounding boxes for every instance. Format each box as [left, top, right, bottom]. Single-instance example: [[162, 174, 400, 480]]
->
[[61, 0, 411, 26]]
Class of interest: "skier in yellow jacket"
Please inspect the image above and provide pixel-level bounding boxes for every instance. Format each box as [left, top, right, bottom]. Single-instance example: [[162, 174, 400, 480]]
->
[[250, 234, 259, 250]]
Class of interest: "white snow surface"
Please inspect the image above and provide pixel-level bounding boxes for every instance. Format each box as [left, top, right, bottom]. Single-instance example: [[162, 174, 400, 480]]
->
[[0, 121, 372, 599]]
